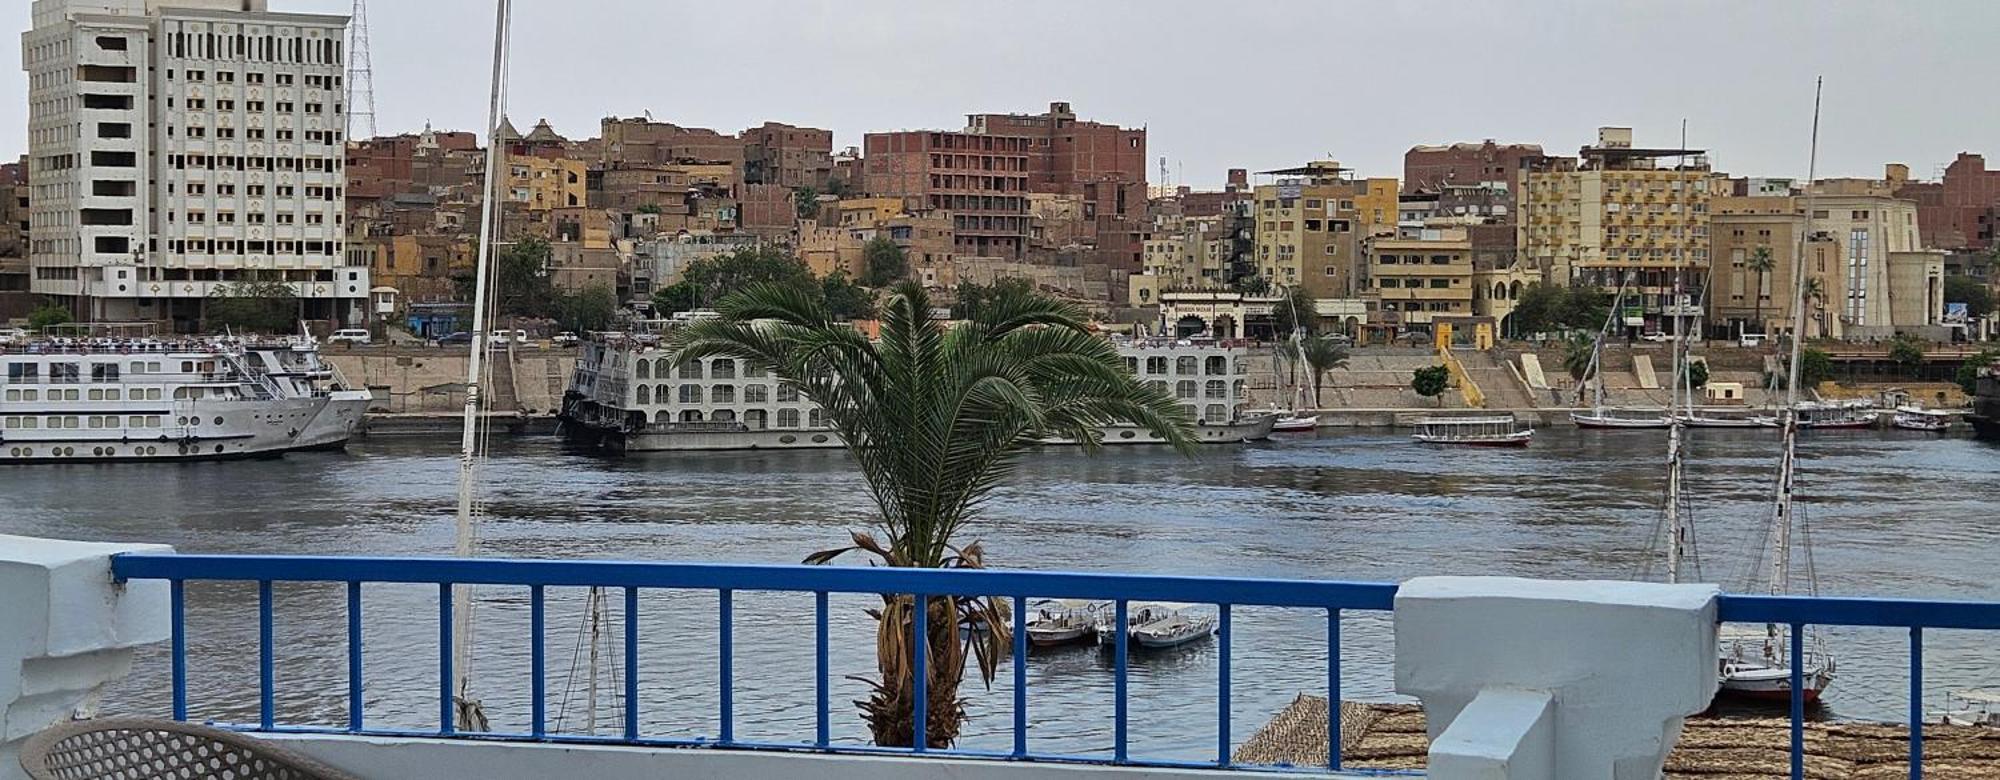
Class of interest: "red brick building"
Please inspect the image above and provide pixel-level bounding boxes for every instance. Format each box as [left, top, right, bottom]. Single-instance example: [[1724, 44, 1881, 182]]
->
[[598, 117, 746, 168], [344, 129, 480, 202], [1403, 140, 1546, 193], [1900, 152, 2000, 251], [863, 130, 1032, 259], [863, 102, 1148, 268], [740, 122, 833, 189]]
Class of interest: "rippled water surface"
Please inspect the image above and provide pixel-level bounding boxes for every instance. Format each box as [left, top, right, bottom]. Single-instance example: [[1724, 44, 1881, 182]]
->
[[3, 428, 1995, 759]]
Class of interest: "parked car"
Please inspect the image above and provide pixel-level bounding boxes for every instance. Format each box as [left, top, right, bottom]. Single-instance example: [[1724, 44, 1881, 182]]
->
[[552, 332, 580, 347], [1739, 333, 1767, 348], [328, 328, 372, 346], [438, 331, 475, 346], [1640, 332, 1678, 343]]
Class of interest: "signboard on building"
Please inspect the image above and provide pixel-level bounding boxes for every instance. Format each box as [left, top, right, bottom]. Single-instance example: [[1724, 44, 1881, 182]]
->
[[1277, 184, 1302, 200], [1944, 302, 1970, 324]]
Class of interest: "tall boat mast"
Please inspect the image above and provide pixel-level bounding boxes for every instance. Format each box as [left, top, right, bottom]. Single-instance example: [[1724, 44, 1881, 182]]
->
[[451, 0, 513, 726], [1769, 78, 1822, 601]]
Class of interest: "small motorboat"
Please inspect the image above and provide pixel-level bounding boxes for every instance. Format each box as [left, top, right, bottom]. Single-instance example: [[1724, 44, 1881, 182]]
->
[[1892, 406, 1953, 432], [1025, 599, 1103, 648], [1413, 416, 1533, 447], [1126, 602, 1215, 650], [1271, 412, 1320, 433], [1933, 689, 2000, 727]]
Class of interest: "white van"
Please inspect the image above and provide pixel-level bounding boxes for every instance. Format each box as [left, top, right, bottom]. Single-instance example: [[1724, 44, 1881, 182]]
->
[[328, 329, 372, 345]]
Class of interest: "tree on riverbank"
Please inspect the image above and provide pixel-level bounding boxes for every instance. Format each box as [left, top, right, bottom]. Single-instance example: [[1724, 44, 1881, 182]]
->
[[1300, 335, 1349, 407], [669, 281, 1194, 749], [1411, 365, 1450, 407]]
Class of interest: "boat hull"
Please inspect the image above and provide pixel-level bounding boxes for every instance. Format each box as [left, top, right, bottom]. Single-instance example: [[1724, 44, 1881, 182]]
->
[[1571, 413, 1670, 429], [1027, 625, 1097, 647], [0, 397, 326, 464], [1413, 431, 1534, 447], [589, 416, 1277, 453], [1132, 628, 1214, 649], [1677, 415, 1776, 429], [1717, 668, 1833, 704], [1892, 416, 1951, 432], [292, 390, 371, 451]]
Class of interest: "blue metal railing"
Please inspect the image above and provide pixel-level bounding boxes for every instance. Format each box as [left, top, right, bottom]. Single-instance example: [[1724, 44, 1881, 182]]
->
[[112, 554, 2000, 778], [1716, 593, 2000, 780], [112, 553, 1398, 773]]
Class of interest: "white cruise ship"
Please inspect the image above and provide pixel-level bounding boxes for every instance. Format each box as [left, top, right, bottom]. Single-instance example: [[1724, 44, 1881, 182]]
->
[[560, 324, 1273, 453], [0, 339, 370, 463]]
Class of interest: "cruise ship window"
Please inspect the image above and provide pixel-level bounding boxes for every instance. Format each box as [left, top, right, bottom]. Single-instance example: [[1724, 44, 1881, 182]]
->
[[5, 363, 37, 381], [777, 385, 799, 403], [50, 363, 80, 383], [146, 389, 163, 401], [635, 386, 650, 405], [745, 409, 767, 429], [678, 362, 702, 379], [712, 385, 736, 403], [778, 409, 800, 428], [712, 360, 736, 379], [1175, 356, 1198, 374], [88, 390, 104, 401], [634, 361, 650, 380], [63, 390, 81, 401], [1205, 380, 1227, 399], [744, 364, 767, 379], [744, 385, 768, 404], [809, 409, 825, 428], [678, 385, 700, 404], [1205, 404, 1227, 423]]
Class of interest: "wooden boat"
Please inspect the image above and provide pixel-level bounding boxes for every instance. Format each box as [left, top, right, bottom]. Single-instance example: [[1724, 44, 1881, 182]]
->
[[1676, 412, 1776, 429], [1933, 689, 2000, 727], [1412, 417, 1533, 447], [1571, 409, 1670, 429], [1891, 406, 1952, 432], [1717, 84, 1835, 708], [1126, 602, 1215, 649], [1025, 599, 1103, 647]]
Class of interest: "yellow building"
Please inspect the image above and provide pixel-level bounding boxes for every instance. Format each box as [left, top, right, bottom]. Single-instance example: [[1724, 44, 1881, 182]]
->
[[506, 156, 588, 211], [1520, 127, 1714, 334], [1252, 162, 1396, 300], [1363, 228, 1475, 329]]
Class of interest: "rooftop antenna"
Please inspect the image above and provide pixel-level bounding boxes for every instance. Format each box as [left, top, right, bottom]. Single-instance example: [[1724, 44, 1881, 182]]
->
[[344, 0, 377, 140]]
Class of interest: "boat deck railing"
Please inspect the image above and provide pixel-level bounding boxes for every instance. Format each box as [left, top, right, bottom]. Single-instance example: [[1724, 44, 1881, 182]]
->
[[107, 553, 2000, 778]]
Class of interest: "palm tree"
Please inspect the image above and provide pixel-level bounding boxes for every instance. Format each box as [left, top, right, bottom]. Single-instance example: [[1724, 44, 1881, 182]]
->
[[1562, 334, 1597, 405], [1747, 246, 1776, 336], [1298, 335, 1349, 408], [669, 281, 1195, 748]]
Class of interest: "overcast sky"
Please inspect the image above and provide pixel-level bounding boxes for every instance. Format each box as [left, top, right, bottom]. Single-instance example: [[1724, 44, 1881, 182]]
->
[[8, 0, 1997, 187]]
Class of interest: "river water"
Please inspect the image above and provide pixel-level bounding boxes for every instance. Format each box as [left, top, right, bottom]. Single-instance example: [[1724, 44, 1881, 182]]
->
[[3, 428, 1995, 760]]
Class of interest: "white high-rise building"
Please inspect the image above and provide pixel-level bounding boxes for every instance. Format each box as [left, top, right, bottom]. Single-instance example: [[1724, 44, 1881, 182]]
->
[[22, 0, 367, 329]]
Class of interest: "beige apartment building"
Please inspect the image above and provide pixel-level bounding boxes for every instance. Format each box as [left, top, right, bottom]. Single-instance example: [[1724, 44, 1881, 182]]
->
[[1709, 187, 1942, 340], [1521, 127, 1713, 335], [1363, 228, 1474, 330], [1252, 162, 1396, 300]]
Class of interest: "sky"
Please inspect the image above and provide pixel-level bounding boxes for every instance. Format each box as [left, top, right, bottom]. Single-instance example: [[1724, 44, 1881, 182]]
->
[[7, 0, 1998, 188]]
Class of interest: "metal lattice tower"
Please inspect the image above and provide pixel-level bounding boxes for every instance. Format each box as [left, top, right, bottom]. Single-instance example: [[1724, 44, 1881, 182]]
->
[[345, 0, 377, 139]]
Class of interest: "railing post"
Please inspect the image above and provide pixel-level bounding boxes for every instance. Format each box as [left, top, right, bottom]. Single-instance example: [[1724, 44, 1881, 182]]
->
[[1217, 603, 1232, 767], [530, 584, 544, 738], [912, 593, 928, 752], [171, 579, 187, 722], [439, 582, 454, 736], [1012, 594, 1027, 759], [346, 581, 362, 732], [1790, 623, 1805, 780], [258, 579, 273, 731], [815, 591, 829, 749], [624, 586, 638, 742], [1114, 599, 1128, 763], [719, 588, 733, 746], [1910, 626, 1923, 780], [1328, 607, 1342, 771]]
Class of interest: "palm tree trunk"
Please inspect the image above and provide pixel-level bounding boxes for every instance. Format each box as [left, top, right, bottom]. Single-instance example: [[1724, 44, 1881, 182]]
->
[[1753, 270, 1765, 335], [865, 595, 967, 749]]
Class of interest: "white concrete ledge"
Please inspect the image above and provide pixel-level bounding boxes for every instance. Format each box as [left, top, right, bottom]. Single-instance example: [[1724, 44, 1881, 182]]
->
[[1, 535, 174, 780], [1395, 576, 1720, 780], [269, 733, 1375, 779]]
